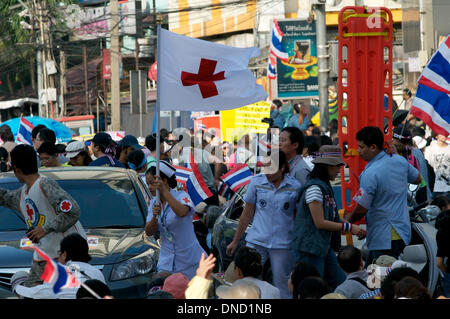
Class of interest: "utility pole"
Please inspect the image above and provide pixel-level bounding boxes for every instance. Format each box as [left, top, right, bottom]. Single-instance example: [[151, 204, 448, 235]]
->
[[135, 38, 140, 71], [83, 44, 90, 114], [315, 3, 330, 131], [59, 49, 66, 117], [29, 13, 37, 93], [110, 0, 121, 131], [37, 1, 49, 117]]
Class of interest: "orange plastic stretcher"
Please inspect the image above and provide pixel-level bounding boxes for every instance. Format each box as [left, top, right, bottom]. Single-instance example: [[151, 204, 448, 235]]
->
[[337, 6, 394, 243]]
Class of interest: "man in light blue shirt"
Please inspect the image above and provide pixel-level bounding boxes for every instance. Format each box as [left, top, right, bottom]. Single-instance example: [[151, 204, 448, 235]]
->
[[346, 127, 422, 265]]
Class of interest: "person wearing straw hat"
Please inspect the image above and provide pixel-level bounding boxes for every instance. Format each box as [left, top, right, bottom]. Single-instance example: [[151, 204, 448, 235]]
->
[[145, 160, 206, 280], [291, 145, 366, 291], [346, 126, 422, 265]]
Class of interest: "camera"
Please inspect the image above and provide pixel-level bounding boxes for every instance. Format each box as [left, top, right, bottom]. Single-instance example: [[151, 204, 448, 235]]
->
[[261, 118, 274, 126]]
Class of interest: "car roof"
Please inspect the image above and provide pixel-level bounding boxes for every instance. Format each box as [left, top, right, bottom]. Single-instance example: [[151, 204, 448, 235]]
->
[[0, 167, 133, 182]]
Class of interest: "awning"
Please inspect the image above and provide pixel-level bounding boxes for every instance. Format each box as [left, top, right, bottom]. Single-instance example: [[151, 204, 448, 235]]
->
[[0, 98, 39, 110]]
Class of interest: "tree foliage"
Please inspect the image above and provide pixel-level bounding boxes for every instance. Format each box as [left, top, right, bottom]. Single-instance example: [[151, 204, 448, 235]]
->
[[0, 0, 75, 98]]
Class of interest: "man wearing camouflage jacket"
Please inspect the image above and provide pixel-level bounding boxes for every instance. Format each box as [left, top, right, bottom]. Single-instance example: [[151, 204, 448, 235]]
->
[[0, 144, 86, 287]]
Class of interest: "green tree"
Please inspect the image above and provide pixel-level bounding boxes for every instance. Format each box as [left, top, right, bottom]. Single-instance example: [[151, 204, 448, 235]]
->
[[0, 0, 75, 99]]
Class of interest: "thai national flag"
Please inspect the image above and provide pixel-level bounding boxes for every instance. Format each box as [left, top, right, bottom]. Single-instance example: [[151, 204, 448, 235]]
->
[[411, 35, 450, 136], [218, 181, 231, 198], [267, 64, 277, 80], [410, 84, 450, 136], [270, 19, 289, 62], [220, 163, 253, 192], [16, 116, 34, 145], [173, 164, 193, 190], [267, 54, 277, 79], [179, 152, 214, 206], [33, 246, 80, 294], [196, 122, 207, 131], [417, 35, 450, 94]]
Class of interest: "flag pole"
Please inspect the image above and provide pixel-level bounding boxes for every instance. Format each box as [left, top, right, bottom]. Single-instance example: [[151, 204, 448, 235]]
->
[[155, 25, 162, 204], [79, 281, 102, 299], [254, 133, 258, 174]]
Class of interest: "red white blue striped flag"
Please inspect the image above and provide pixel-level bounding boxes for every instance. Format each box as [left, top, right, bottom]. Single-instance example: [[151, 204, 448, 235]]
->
[[417, 35, 450, 94], [218, 181, 232, 198], [270, 19, 289, 62], [33, 246, 80, 294], [220, 163, 253, 192], [174, 152, 214, 206], [411, 35, 450, 136], [173, 164, 192, 187], [267, 54, 277, 80], [16, 116, 34, 145]]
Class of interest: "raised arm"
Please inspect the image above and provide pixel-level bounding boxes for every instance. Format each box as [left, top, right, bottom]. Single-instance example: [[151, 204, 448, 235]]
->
[[0, 187, 22, 213]]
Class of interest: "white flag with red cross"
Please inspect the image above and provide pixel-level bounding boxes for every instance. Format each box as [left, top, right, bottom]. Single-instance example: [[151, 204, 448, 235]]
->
[[158, 27, 267, 111]]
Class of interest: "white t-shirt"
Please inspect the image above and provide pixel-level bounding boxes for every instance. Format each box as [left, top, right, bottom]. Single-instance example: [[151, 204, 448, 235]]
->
[[241, 277, 281, 299], [424, 141, 450, 192]]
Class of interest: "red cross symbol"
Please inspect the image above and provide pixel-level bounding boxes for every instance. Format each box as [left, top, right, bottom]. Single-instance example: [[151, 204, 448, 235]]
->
[[60, 200, 72, 212], [182, 197, 190, 204], [26, 204, 34, 220], [181, 58, 225, 99]]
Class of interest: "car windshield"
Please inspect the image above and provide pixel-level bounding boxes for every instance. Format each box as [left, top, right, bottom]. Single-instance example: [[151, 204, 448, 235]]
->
[[0, 179, 146, 231]]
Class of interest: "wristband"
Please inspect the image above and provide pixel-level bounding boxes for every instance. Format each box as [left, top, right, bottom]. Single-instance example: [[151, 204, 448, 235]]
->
[[341, 222, 352, 233]]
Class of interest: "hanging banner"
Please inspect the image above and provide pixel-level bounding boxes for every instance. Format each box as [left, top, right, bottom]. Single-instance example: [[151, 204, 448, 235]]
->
[[220, 101, 271, 143], [274, 19, 319, 99]]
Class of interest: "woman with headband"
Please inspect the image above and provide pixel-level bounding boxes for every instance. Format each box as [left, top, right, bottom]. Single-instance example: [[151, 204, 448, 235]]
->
[[128, 149, 148, 173], [127, 149, 149, 190], [144, 160, 206, 279]]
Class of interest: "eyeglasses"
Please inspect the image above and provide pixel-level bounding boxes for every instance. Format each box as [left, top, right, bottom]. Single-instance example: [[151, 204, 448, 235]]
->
[[39, 155, 54, 162]]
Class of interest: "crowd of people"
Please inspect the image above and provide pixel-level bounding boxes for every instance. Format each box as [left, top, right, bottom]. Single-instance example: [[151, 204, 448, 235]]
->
[[0, 96, 449, 300]]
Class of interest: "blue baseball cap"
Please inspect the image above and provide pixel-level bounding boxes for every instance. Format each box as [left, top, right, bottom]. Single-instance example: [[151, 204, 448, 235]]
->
[[119, 135, 143, 150]]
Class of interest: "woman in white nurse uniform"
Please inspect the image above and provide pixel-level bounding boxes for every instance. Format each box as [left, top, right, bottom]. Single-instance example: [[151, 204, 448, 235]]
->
[[145, 160, 206, 279]]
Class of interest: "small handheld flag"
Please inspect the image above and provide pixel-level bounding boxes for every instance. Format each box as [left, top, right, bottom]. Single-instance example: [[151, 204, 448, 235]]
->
[[32, 246, 80, 294], [16, 116, 34, 146], [220, 163, 253, 192]]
